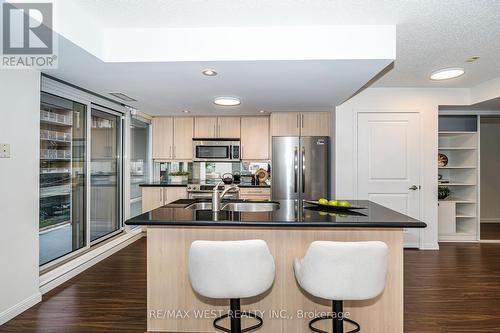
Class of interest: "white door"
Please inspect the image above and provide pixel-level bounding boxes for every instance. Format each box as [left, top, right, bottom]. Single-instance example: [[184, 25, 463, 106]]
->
[[357, 112, 421, 247]]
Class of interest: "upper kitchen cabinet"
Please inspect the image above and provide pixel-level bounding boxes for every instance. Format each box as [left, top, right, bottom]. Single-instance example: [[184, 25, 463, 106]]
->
[[300, 112, 330, 136], [194, 116, 241, 138], [270, 112, 330, 137], [270, 112, 301, 136], [241, 116, 269, 160], [173, 117, 193, 160], [194, 117, 217, 138], [152, 117, 173, 159], [152, 117, 193, 160], [217, 117, 241, 138]]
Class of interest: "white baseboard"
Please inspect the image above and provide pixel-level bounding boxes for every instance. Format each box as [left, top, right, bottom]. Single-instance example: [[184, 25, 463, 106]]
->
[[0, 292, 42, 326], [39, 229, 144, 294], [481, 218, 500, 224], [418, 242, 440, 250]]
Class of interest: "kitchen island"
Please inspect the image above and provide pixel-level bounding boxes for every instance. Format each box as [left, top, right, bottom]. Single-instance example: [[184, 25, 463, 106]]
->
[[126, 199, 425, 333]]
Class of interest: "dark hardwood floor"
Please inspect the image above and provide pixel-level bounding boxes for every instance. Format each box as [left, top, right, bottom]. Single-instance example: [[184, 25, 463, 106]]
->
[[480, 223, 500, 240], [2, 239, 500, 332]]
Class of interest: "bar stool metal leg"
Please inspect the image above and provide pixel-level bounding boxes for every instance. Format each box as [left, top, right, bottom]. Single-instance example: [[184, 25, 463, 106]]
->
[[213, 298, 264, 333], [308, 300, 360, 333]]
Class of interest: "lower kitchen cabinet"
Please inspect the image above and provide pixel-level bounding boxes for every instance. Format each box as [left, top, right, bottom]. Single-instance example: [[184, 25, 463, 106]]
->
[[142, 186, 187, 213], [239, 187, 271, 200]]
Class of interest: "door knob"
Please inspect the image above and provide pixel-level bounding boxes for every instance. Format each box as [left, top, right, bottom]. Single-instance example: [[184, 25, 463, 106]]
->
[[409, 185, 419, 190]]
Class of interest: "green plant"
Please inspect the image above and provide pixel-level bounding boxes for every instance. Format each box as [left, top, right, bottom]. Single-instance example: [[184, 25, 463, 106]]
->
[[168, 171, 190, 176], [438, 186, 451, 200]]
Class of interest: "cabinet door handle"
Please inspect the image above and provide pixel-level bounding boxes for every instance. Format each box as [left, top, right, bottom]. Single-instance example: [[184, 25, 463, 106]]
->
[[169, 146, 172, 158], [173, 146, 176, 159], [296, 114, 299, 128], [409, 185, 419, 190], [160, 188, 163, 203], [301, 114, 304, 128]]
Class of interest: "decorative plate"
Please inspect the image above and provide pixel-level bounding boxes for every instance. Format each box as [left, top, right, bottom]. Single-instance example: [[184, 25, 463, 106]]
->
[[438, 153, 448, 167]]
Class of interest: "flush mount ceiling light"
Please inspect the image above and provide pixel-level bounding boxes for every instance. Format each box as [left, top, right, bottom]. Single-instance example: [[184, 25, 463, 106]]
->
[[430, 68, 465, 81], [202, 69, 217, 76], [213, 97, 241, 106], [109, 92, 137, 102], [182, 110, 190, 113], [259, 110, 266, 113]]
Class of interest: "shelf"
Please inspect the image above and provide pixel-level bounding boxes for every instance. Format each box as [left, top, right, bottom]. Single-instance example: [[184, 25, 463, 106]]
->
[[439, 166, 476, 169], [40, 138, 72, 144], [438, 147, 476, 150], [438, 131, 477, 135], [439, 197, 476, 204], [456, 215, 476, 218], [438, 183, 476, 186]]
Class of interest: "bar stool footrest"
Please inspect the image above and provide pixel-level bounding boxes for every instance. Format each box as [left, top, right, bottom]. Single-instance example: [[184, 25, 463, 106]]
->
[[213, 311, 263, 333], [309, 315, 360, 333]]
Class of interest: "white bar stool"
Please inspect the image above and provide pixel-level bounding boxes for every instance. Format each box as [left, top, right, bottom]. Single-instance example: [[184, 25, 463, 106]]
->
[[293, 241, 388, 333], [188, 239, 275, 333]]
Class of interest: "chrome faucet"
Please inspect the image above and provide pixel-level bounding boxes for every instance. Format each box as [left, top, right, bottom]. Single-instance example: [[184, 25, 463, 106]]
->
[[212, 181, 239, 212]]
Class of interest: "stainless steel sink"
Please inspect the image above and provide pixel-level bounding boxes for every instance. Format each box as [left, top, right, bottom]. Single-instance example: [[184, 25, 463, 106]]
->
[[222, 202, 279, 212], [185, 201, 279, 212], [186, 202, 213, 210]]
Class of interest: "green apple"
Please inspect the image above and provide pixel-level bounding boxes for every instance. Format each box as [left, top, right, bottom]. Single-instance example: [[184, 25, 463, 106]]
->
[[329, 213, 337, 217], [338, 200, 350, 207], [318, 198, 329, 205], [328, 200, 338, 206], [319, 211, 328, 216]]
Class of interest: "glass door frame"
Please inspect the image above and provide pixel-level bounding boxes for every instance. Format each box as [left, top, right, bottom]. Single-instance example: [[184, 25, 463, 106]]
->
[[89, 104, 125, 246], [39, 85, 127, 271]]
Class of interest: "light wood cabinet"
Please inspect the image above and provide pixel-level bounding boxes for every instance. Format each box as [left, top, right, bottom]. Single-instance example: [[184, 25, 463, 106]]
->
[[142, 186, 187, 213], [194, 117, 217, 138], [270, 112, 330, 137], [165, 187, 187, 203], [300, 112, 330, 136], [241, 117, 269, 160], [270, 112, 300, 136], [194, 117, 241, 138], [152, 117, 173, 159], [142, 187, 164, 213], [239, 187, 271, 200], [173, 117, 193, 160], [217, 117, 241, 138]]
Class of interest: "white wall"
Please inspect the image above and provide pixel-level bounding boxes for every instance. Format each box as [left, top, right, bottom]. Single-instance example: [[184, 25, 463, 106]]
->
[[480, 118, 500, 223], [335, 88, 470, 249], [0, 70, 42, 324]]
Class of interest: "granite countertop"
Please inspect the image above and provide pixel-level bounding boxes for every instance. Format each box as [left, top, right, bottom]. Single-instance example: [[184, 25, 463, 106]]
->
[[139, 181, 271, 188], [125, 199, 426, 228]]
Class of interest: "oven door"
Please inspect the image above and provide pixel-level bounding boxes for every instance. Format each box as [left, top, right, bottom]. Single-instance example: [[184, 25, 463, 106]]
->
[[194, 144, 231, 161]]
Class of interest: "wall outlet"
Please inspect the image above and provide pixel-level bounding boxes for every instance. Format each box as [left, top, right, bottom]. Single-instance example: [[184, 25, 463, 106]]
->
[[0, 143, 11, 158]]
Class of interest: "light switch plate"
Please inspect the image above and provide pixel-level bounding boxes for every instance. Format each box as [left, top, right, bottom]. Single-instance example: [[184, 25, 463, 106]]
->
[[0, 143, 11, 158]]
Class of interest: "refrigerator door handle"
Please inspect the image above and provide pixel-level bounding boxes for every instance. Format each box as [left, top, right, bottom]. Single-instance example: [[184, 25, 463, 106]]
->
[[294, 146, 298, 193], [302, 146, 305, 193]]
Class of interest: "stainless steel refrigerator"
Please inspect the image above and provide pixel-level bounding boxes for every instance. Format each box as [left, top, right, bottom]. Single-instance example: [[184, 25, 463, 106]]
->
[[272, 136, 330, 200]]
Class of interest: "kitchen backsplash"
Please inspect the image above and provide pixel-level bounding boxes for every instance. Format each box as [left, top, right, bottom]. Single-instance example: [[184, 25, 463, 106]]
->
[[155, 161, 271, 182]]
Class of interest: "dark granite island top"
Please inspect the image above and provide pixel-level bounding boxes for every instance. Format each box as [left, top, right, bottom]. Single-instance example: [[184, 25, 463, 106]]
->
[[125, 199, 426, 228]]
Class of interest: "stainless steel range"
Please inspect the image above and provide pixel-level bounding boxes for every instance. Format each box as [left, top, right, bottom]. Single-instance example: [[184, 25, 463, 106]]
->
[[186, 183, 239, 199]]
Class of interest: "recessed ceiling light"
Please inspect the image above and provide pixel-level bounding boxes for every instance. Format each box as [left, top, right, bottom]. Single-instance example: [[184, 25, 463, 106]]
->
[[259, 110, 266, 113], [109, 92, 137, 102], [182, 110, 190, 113], [213, 97, 241, 106], [430, 68, 465, 81], [202, 69, 217, 76]]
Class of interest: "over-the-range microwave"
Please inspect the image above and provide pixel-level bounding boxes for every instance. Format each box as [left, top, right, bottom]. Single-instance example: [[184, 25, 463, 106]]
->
[[192, 139, 240, 162]]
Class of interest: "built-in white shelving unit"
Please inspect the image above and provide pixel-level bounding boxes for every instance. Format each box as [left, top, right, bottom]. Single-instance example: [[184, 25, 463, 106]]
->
[[438, 118, 479, 241]]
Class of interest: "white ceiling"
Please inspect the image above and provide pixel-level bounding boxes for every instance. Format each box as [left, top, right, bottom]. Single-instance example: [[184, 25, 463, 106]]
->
[[68, 0, 500, 88], [39, 0, 500, 115]]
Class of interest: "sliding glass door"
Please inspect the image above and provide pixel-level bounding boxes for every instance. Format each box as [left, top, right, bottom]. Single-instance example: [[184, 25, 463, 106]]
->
[[39, 93, 87, 266], [90, 107, 123, 243]]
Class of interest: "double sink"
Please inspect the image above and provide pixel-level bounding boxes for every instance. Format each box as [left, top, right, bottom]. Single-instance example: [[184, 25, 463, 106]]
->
[[186, 201, 279, 212]]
